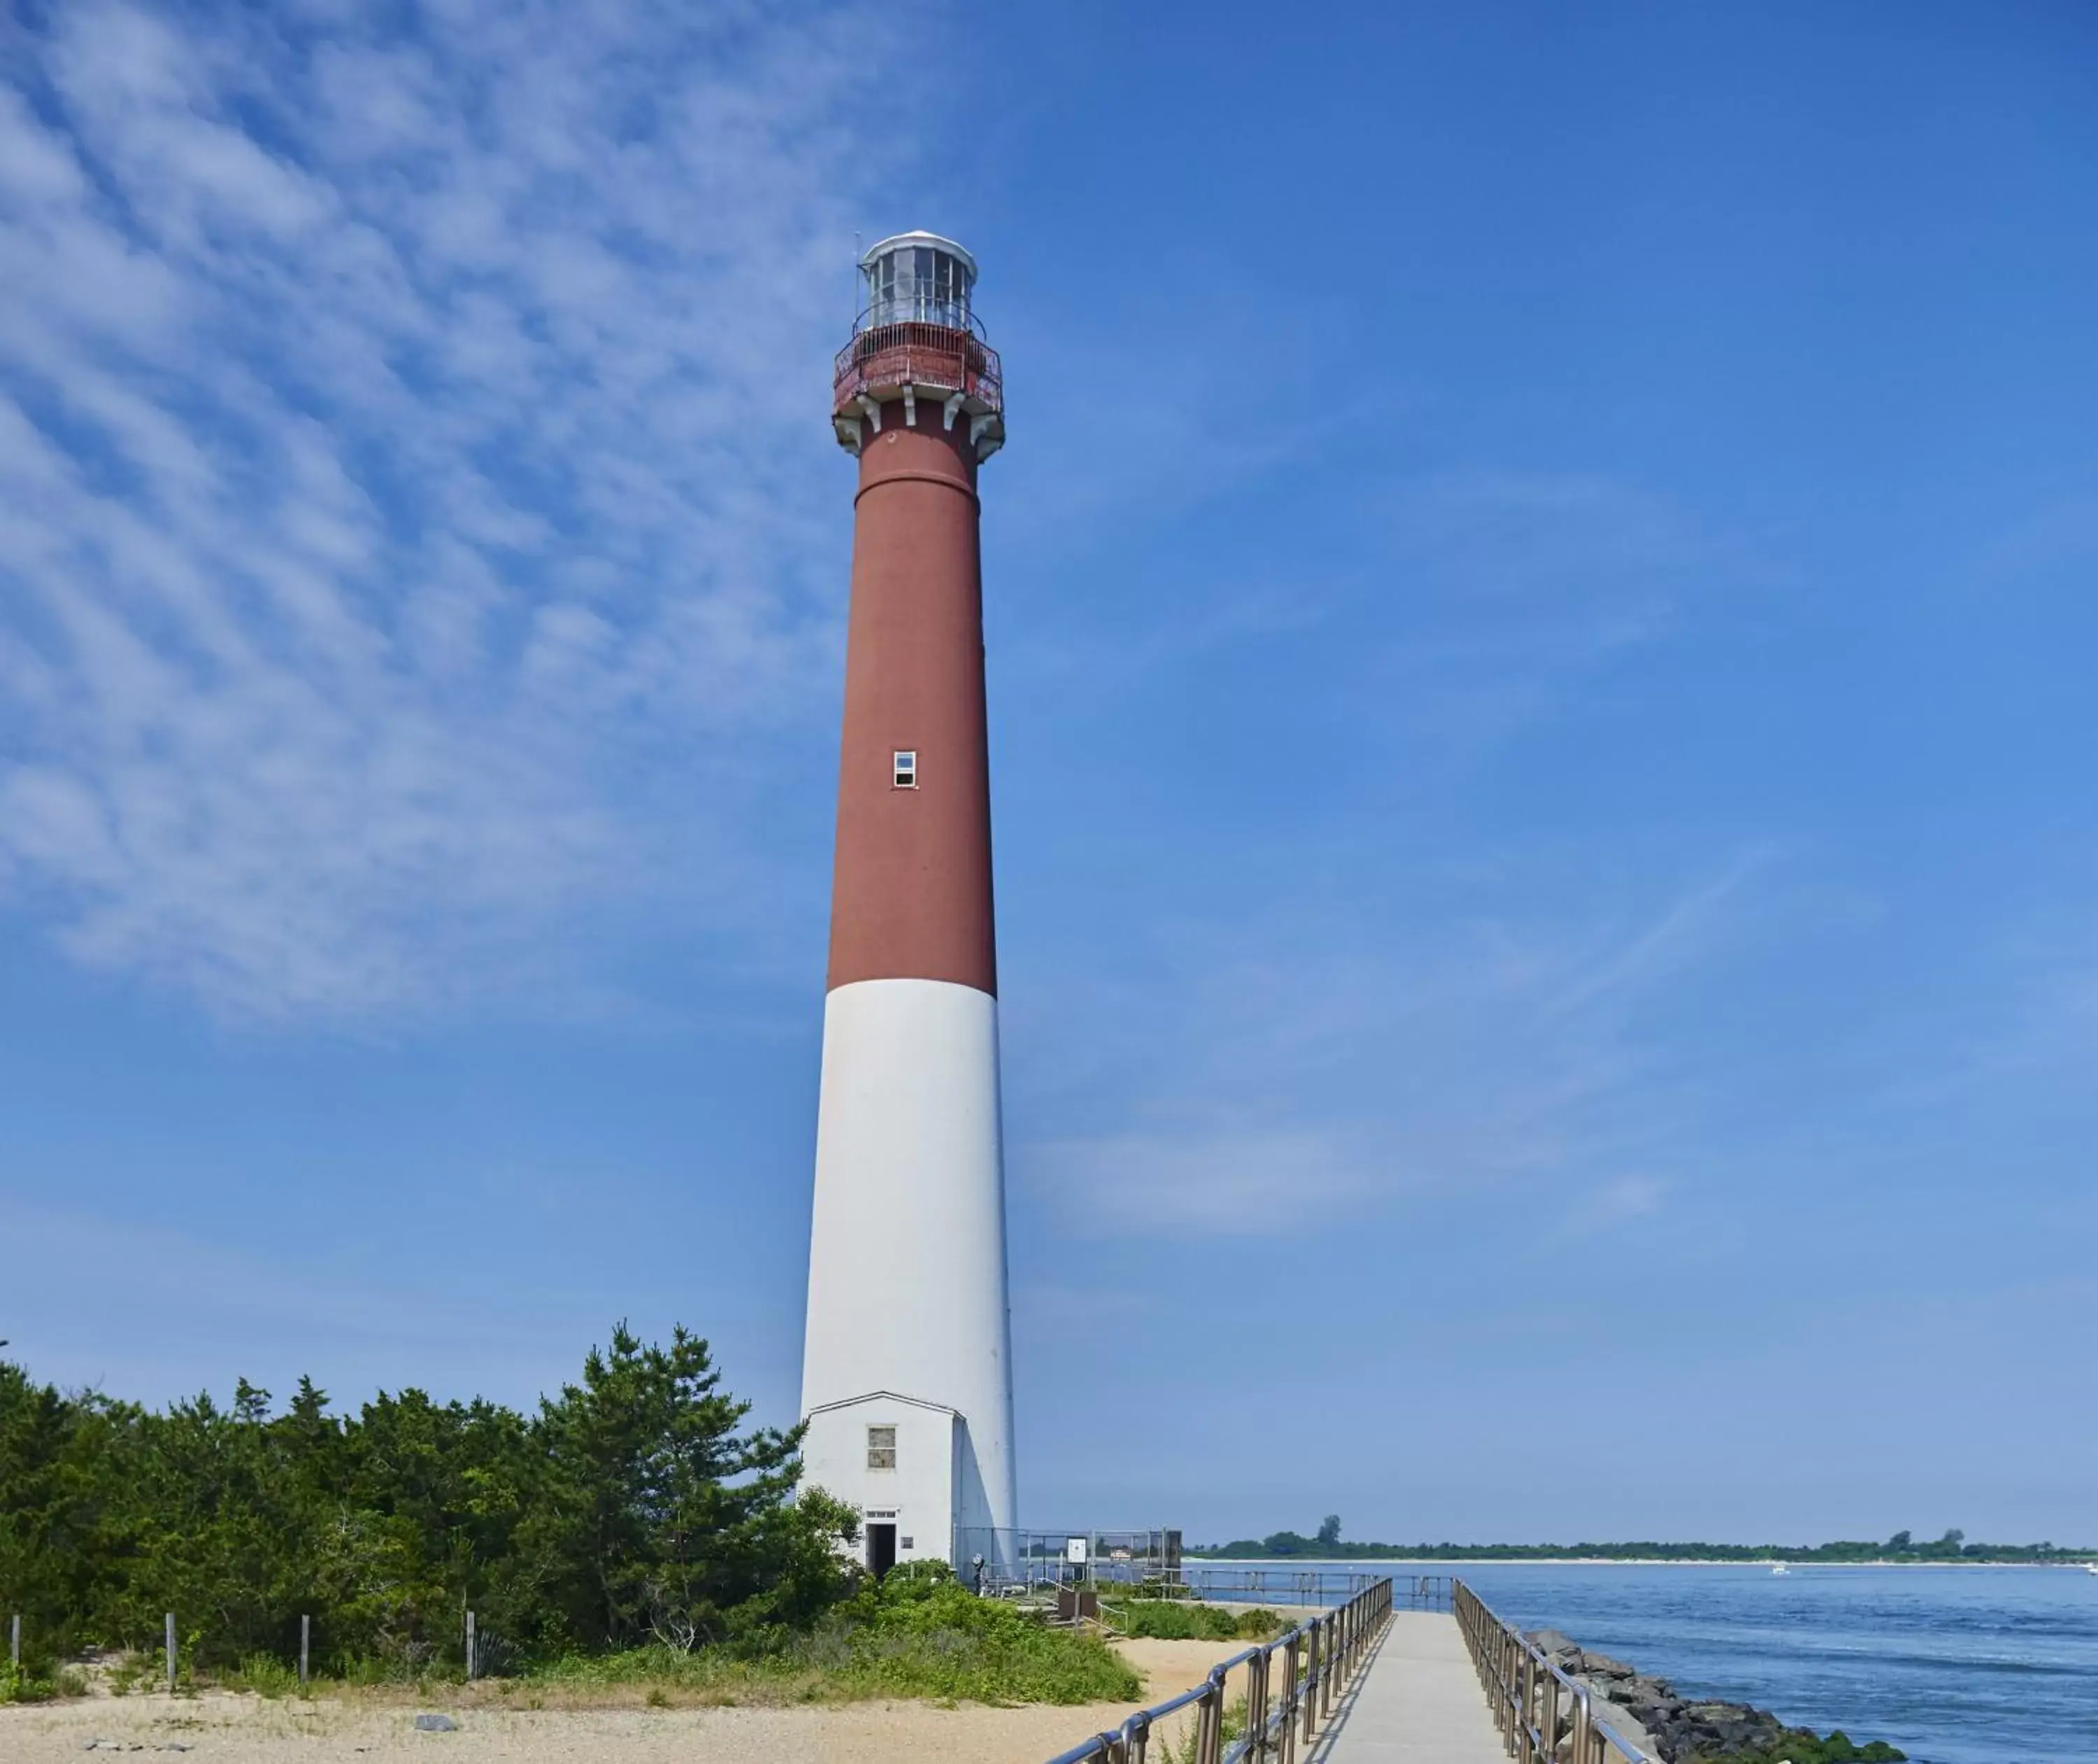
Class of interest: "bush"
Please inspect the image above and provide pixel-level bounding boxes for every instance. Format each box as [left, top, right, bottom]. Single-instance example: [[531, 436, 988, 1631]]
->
[[829, 1567, 1141, 1704], [0, 1660, 86, 1704], [511, 1570, 1141, 1708], [1107, 1600, 1283, 1643], [222, 1653, 304, 1698]]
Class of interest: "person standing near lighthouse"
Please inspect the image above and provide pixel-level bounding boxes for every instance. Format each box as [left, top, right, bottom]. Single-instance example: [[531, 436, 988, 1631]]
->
[[797, 234, 1015, 1579]]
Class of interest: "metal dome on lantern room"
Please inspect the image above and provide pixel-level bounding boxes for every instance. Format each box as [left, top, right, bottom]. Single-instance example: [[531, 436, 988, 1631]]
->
[[832, 230, 1004, 462]]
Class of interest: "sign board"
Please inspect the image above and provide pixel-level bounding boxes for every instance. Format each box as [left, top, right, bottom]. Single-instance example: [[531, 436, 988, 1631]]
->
[[1064, 1535, 1090, 1566]]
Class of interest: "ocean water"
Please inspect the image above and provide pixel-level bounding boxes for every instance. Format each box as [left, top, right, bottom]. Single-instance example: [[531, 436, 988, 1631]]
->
[[1195, 1561, 2098, 1764]]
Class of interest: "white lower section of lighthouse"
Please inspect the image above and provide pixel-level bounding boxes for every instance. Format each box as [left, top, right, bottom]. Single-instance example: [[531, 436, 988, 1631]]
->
[[800, 976, 1018, 1573]]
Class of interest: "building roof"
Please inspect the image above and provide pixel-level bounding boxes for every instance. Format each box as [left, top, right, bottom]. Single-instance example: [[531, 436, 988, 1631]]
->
[[858, 232, 978, 283], [804, 1388, 962, 1419]]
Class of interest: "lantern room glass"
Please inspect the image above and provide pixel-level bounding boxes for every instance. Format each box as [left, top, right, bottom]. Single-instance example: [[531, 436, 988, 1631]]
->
[[862, 240, 974, 332]]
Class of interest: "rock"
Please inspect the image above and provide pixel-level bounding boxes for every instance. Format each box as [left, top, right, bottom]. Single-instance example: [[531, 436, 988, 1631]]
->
[[1588, 1695, 1667, 1761], [1528, 1628, 1583, 1660], [1541, 1639, 1817, 1763], [412, 1714, 459, 1733]]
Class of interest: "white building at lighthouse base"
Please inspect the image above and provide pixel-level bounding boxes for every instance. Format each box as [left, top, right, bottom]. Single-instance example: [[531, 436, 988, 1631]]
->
[[801, 1390, 1006, 1578]]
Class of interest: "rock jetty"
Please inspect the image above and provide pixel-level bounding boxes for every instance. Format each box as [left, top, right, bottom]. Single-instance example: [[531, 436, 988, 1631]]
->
[[1524, 1628, 1904, 1764]]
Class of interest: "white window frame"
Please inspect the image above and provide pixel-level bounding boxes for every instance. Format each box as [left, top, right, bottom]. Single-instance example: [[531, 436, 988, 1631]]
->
[[892, 749, 918, 789], [866, 1424, 897, 1470]]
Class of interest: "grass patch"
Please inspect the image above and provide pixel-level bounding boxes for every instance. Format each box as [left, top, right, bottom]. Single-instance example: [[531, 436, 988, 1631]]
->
[[219, 1653, 306, 1698], [523, 1648, 829, 1707], [1155, 1692, 1248, 1764], [104, 1653, 159, 1697]]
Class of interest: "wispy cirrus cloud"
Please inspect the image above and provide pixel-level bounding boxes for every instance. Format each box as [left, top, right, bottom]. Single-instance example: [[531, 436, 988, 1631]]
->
[[1012, 858, 1761, 1235], [1361, 469, 1778, 752], [0, 1, 919, 1018]]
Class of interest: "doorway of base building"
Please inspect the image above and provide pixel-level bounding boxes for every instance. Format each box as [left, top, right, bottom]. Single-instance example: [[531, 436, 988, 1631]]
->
[[866, 1522, 897, 1579]]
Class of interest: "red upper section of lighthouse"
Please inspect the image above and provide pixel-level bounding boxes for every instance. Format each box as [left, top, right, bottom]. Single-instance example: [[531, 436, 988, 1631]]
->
[[825, 232, 1003, 997], [831, 232, 1005, 462]]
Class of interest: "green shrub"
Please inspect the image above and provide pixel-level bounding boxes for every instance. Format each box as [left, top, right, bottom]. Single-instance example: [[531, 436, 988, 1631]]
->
[[1106, 1599, 1285, 1643], [527, 1645, 775, 1693], [0, 1660, 86, 1704], [828, 1568, 1142, 1704]]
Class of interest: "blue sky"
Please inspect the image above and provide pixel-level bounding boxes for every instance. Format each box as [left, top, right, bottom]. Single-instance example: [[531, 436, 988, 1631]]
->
[[2, 0, 2094, 1545]]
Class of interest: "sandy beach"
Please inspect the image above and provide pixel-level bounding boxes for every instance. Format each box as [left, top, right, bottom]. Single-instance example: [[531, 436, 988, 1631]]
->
[[0, 1638, 1248, 1764]]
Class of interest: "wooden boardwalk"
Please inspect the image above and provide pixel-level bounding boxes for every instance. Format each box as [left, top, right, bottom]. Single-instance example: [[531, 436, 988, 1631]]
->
[[1320, 1611, 1506, 1764]]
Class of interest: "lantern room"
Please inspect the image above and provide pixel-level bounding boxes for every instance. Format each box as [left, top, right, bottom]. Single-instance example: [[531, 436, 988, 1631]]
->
[[859, 232, 978, 332]]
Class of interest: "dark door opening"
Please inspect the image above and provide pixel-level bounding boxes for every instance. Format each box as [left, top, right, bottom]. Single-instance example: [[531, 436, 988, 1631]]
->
[[867, 1523, 898, 1580]]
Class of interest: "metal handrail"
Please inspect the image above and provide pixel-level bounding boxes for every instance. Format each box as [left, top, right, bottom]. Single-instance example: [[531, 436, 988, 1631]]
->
[[832, 320, 1005, 416], [1175, 1569, 1451, 1612], [1044, 1576, 1394, 1764], [1453, 1581, 1654, 1764], [852, 301, 990, 341]]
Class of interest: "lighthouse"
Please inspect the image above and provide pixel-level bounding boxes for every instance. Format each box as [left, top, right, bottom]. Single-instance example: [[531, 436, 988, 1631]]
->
[[797, 233, 1015, 1579]]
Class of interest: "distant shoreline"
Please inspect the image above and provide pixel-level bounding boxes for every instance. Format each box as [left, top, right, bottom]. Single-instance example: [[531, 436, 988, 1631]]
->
[[1184, 1555, 2098, 1569]]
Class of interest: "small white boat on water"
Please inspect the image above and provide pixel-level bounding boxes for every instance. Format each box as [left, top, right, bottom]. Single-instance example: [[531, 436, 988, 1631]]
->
[[2085, 1563, 2098, 1576], [1771, 1563, 1790, 1576]]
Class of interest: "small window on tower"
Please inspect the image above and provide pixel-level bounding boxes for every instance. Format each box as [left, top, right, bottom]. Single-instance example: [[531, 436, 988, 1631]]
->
[[867, 1425, 897, 1470], [893, 750, 918, 789]]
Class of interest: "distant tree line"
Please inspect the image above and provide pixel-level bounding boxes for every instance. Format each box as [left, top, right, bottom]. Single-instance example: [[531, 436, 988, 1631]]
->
[[1194, 1520, 2095, 1563], [0, 1325, 858, 1674]]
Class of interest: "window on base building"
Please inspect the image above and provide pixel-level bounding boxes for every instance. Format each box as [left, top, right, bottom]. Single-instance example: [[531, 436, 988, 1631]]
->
[[867, 1425, 897, 1470], [892, 750, 918, 789]]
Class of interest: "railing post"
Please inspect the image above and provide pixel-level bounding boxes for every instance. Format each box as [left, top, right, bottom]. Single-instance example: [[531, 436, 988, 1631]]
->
[[1493, 1626, 1506, 1740], [1281, 1631, 1300, 1764], [1198, 1677, 1223, 1764], [1303, 1620, 1320, 1742], [1520, 1647, 1531, 1762], [1500, 1630, 1514, 1749]]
